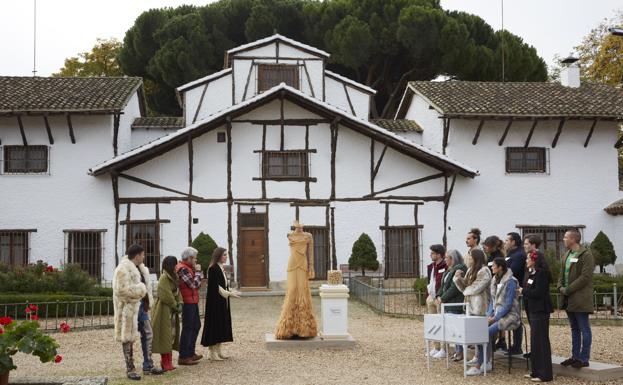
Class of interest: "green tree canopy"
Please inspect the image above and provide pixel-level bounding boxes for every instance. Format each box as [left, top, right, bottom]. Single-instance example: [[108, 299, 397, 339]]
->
[[117, 0, 547, 116], [591, 231, 617, 274], [53, 38, 123, 77], [348, 233, 379, 276]]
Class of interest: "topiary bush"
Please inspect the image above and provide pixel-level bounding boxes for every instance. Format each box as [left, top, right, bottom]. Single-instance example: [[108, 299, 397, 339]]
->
[[591, 231, 617, 273], [192, 232, 218, 275], [348, 233, 379, 276]]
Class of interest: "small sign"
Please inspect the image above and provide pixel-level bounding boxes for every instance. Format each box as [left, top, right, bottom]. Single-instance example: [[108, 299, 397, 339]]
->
[[527, 279, 534, 285], [570, 258, 579, 263], [330, 308, 342, 314]]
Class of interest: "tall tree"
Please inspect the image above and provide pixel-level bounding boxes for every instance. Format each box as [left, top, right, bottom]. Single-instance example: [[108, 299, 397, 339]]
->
[[117, 0, 548, 116], [53, 38, 123, 77]]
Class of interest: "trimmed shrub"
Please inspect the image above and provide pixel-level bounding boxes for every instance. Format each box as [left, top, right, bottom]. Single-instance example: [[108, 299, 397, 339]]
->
[[0, 261, 100, 296], [412, 277, 428, 305], [591, 231, 617, 273], [348, 233, 379, 276], [192, 232, 218, 275]]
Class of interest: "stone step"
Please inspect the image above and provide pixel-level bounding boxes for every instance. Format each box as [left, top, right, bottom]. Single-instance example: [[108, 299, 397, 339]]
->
[[552, 356, 623, 382], [264, 333, 356, 350]]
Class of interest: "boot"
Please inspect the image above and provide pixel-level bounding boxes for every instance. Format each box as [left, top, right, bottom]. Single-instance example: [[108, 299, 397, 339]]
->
[[209, 345, 224, 361], [161, 353, 176, 371], [216, 344, 229, 360]]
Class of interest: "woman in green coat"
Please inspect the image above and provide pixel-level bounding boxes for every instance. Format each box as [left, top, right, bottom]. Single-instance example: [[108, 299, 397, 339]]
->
[[151, 256, 182, 372], [435, 249, 467, 361]]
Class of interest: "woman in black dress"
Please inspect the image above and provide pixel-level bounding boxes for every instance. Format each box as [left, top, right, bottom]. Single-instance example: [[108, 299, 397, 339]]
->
[[200, 247, 240, 361], [520, 235, 553, 382]]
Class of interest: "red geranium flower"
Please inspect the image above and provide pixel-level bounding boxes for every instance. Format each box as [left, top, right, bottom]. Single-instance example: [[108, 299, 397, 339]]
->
[[54, 355, 63, 363], [30, 314, 39, 321], [0, 316, 12, 326], [0, 328, 4, 334], [59, 322, 71, 333], [29, 304, 38, 312], [45, 265, 55, 272]]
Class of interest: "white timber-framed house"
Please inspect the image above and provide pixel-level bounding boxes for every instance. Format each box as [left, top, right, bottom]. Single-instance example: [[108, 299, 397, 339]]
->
[[1, 34, 622, 286]]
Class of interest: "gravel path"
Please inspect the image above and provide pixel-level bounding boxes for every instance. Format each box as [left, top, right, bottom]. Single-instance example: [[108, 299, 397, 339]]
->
[[11, 297, 623, 385]]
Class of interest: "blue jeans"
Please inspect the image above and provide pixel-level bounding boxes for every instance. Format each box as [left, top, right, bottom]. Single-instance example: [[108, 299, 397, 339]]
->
[[138, 316, 154, 370], [179, 304, 201, 359], [566, 311, 591, 363], [477, 322, 499, 366]]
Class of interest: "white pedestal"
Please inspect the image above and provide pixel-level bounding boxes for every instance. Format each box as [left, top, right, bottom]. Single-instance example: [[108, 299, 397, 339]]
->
[[319, 284, 350, 340]]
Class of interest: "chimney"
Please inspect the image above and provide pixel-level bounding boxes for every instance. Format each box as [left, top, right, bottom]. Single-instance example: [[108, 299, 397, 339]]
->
[[560, 55, 580, 88]]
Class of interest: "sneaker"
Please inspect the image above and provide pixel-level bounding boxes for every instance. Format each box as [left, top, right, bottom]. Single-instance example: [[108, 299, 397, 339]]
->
[[483, 362, 492, 372], [426, 348, 439, 357], [523, 352, 532, 359], [126, 372, 141, 381], [143, 367, 165, 375], [571, 360, 589, 369], [466, 356, 479, 366], [560, 357, 577, 367], [433, 349, 447, 359], [531, 378, 543, 382], [495, 339, 508, 351], [466, 367, 482, 376], [524, 373, 534, 379]]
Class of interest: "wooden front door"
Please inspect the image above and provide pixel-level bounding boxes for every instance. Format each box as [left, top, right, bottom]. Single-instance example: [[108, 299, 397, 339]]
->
[[238, 213, 268, 287]]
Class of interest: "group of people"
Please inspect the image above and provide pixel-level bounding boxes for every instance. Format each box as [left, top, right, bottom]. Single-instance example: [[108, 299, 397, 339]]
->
[[425, 228, 595, 381], [112, 244, 241, 380]]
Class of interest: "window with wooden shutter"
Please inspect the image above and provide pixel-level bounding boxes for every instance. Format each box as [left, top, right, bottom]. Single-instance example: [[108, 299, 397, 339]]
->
[[0, 231, 29, 266], [65, 230, 104, 279], [2, 145, 49, 174], [257, 64, 299, 92], [505, 147, 546, 173], [262, 151, 309, 180], [384, 227, 419, 278]]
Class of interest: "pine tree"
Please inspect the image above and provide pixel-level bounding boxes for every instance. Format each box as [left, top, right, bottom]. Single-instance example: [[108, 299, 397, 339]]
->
[[191, 232, 217, 275], [591, 231, 617, 273], [348, 233, 379, 276]]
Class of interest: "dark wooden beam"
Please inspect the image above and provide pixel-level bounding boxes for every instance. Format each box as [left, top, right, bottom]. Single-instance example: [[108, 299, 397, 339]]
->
[[261, 124, 267, 199], [241, 59, 255, 102], [370, 138, 375, 195], [471, 119, 485, 145], [232, 118, 328, 125], [585, 119, 598, 148], [524, 119, 538, 147], [343, 84, 356, 115], [226, 116, 233, 200], [233, 56, 323, 61], [66, 114, 76, 144], [384, 202, 389, 227], [498, 119, 513, 146], [16, 115, 27, 145], [111, 173, 120, 266], [118, 172, 204, 200], [442, 118, 450, 154], [366, 172, 446, 197], [253, 149, 316, 153], [118, 195, 447, 204], [43, 115, 54, 145], [330, 117, 340, 199], [330, 206, 337, 270], [372, 145, 388, 180], [279, 92, 285, 151], [112, 113, 120, 156], [187, 136, 194, 245], [379, 200, 424, 205], [305, 124, 310, 199], [119, 197, 172, 204], [192, 83, 209, 124], [551, 119, 566, 148], [302, 61, 315, 98]]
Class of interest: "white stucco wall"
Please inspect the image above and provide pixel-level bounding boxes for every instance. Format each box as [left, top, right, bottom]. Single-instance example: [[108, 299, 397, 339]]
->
[[0, 114, 117, 279], [402, 94, 444, 153], [117, 93, 143, 153], [443, 117, 622, 261], [184, 73, 233, 126], [324, 76, 370, 120]]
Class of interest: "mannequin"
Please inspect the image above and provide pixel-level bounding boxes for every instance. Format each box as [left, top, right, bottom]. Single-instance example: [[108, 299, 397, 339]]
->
[[274, 220, 318, 339]]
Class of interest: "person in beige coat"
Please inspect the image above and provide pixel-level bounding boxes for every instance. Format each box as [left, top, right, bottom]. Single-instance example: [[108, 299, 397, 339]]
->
[[454, 248, 492, 369], [113, 244, 149, 381]]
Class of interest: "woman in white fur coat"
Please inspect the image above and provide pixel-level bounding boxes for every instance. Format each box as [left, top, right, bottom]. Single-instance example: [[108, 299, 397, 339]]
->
[[113, 245, 151, 380]]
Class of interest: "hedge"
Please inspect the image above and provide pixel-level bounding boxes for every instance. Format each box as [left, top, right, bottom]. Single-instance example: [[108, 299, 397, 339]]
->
[[0, 294, 114, 320]]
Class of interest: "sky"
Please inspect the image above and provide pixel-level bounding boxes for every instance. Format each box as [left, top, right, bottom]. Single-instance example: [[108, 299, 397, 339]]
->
[[0, 0, 621, 77]]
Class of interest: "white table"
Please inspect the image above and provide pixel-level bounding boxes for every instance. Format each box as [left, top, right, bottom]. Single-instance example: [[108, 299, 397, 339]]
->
[[424, 303, 489, 377]]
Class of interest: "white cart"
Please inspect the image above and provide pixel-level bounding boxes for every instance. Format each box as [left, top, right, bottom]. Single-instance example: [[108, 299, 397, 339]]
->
[[424, 303, 489, 377]]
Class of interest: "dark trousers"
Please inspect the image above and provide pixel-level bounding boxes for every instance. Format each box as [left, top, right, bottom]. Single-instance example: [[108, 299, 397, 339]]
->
[[511, 325, 523, 353], [179, 303, 201, 359], [566, 311, 592, 363], [529, 312, 553, 381]]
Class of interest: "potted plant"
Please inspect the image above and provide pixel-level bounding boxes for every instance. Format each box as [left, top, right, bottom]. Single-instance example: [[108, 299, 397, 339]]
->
[[0, 305, 63, 385]]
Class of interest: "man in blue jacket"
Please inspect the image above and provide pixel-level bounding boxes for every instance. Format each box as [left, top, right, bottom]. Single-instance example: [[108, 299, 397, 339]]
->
[[504, 232, 527, 355]]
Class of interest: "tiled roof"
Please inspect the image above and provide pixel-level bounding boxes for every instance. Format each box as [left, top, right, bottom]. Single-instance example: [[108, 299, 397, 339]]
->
[[132, 117, 184, 129], [605, 198, 623, 215], [372, 119, 423, 133], [0, 76, 142, 115], [406, 81, 623, 119]]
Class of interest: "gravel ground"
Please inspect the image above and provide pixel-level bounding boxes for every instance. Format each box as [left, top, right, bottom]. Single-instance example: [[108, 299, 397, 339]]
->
[[11, 297, 623, 385]]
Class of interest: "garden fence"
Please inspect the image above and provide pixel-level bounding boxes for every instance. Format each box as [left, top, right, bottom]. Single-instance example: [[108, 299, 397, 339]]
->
[[345, 273, 623, 321]]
